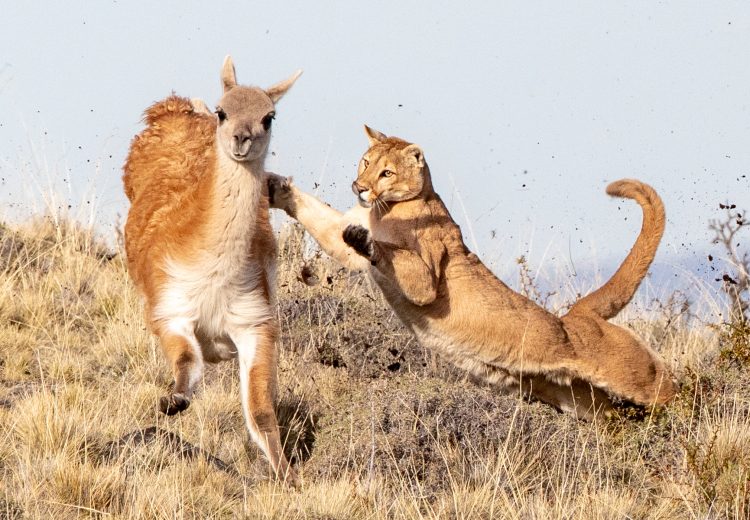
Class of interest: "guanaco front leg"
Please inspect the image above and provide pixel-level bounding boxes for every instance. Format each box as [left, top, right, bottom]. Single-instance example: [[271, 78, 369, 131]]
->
[[231, 321, 298, 485], [157, 318, 204, 415]]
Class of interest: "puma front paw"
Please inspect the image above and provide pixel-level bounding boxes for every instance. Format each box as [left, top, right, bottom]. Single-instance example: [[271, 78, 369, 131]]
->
[[343, 224, 374, 260], [266, 173, 296, 215]]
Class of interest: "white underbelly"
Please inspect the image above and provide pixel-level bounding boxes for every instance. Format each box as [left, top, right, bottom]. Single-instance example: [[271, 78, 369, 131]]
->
[[153, 256, 273, 337]]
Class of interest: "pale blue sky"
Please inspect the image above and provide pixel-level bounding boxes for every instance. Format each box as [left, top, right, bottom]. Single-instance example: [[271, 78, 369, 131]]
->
[[1, 1, 749, 294]]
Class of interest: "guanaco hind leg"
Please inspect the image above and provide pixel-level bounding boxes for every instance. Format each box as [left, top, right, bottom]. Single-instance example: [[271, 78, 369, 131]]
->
[[232, 322, 298, 485]]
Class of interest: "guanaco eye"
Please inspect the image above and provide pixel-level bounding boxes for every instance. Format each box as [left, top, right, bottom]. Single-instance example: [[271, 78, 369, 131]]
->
[[380, 169, 394, 178], [215, 107, 227, 122], [262, 111, 275, 131]]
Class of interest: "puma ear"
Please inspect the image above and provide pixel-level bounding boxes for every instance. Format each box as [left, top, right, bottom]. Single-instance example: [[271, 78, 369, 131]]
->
[[364, 125, 387, 146], [221, 55, 237, 93], [266, 69, 303, 103], [402, 144, 424, 168]]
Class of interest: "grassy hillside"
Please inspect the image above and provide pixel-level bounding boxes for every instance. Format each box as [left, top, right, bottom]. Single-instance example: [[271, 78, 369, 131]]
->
[[0, 218, 748, 519]]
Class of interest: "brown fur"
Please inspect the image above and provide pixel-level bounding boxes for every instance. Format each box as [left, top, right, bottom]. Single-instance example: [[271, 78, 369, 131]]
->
[[269, 127, 677, 419], [123, 96, 216, 308], [123, 57, 300, 483]]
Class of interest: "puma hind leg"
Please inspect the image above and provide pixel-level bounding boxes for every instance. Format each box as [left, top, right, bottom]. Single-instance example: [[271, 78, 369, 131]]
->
[[562, 315, 677, 406], [593, 324, 677, 405]]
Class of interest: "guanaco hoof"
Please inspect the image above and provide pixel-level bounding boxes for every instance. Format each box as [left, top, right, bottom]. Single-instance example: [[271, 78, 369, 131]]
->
[[159, 393, 190, 415]]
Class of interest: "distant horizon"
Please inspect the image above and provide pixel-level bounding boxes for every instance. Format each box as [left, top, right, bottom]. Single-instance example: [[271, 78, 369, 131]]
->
[[0, 132, 740, 313]]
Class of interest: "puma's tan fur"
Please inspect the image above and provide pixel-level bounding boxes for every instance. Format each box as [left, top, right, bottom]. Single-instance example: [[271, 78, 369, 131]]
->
[[269, 127, 677, 419]]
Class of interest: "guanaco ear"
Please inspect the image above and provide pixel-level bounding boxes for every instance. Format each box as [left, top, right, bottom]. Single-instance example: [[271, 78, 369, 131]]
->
[[221, 55, 237, 93], [402, 144, 424, 168], [364, 125, 387, 146], [266, 70, 303, 103]]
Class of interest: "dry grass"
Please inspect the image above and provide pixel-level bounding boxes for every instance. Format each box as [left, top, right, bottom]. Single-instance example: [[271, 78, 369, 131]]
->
[[0, 218, 748, 519]]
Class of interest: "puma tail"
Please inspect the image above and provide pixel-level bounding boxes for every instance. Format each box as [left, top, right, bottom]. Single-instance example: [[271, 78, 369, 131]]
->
[[567, 179, 665, 320]]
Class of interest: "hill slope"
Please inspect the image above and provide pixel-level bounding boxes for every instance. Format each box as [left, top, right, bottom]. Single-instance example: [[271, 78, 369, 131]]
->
[[0, 219, 748, 519]]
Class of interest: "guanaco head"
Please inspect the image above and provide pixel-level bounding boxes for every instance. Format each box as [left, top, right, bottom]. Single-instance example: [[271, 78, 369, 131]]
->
[[351, 126, 431, 209], [214, 56, 301, 163]]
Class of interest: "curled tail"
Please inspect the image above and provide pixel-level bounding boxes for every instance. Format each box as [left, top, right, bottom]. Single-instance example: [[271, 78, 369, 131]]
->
[[567, 179, 665, 320]]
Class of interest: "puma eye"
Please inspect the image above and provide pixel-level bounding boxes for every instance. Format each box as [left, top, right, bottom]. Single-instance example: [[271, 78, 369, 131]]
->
[[380, 170, 394, 178], [215, 107, 227, 122], [261, 111, 275, 131], [361, 158, 369, 168]]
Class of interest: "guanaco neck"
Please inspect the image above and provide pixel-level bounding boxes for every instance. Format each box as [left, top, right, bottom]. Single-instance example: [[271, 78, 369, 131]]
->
[[204, 143, 265, 256]]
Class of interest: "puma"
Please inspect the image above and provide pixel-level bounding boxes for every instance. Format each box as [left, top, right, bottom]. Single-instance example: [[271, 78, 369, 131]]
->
[[268, 127, 677, 419]]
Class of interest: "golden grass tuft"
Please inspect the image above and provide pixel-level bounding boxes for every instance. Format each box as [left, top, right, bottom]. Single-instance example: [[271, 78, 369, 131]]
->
[[0, 217, 748, 518]]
